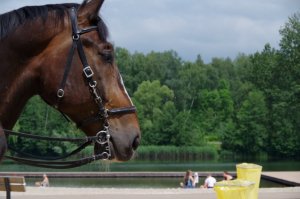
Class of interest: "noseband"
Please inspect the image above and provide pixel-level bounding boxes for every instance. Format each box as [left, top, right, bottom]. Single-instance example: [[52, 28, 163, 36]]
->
[[4, 7, 136, 168]]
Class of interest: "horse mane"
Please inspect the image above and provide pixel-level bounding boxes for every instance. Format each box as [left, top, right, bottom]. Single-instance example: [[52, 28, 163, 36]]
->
[[0, 2, 109, 41]]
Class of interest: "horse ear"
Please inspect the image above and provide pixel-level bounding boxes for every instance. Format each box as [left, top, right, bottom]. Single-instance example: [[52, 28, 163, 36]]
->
[[78, 0, 104, 22]]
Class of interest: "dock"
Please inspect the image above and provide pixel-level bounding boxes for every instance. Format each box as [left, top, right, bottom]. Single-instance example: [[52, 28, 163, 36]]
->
[[1, 187, 300, 199], [0, 171, 224, 178], [262, 172, 300, 186], [1, 172, 300, 199], [1, 171, 300, 186]]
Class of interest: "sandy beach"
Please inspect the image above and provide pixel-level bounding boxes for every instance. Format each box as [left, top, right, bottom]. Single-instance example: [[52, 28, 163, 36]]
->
[[1, 187, 300, 199]]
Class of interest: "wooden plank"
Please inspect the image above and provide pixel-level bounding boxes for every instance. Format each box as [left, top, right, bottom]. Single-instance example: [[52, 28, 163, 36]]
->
[[0, 177, 25, 184], [262, 172, 300, 186], [0, 177, 26, 192], [0, 184, 26, 192], [0, 171, 229, 178]]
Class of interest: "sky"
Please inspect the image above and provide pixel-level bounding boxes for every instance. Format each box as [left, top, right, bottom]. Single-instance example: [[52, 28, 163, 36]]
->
[[0, 0, 299, 63]]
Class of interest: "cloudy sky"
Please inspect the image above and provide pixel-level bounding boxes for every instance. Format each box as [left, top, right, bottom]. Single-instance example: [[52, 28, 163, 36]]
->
[[0, 0, 299, 63]]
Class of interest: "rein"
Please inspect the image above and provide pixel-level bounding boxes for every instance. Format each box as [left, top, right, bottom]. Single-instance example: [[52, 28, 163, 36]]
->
[[4, 7, 136, 168], [4, 129, 106, 169]]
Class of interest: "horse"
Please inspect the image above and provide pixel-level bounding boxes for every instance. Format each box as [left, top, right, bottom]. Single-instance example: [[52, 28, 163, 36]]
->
[[0, 0, 141, 167]]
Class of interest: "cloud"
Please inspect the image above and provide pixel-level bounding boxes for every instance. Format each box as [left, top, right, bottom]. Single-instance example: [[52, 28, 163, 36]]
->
[[1, 0, 299, 62], [102, 0, 299, 62]]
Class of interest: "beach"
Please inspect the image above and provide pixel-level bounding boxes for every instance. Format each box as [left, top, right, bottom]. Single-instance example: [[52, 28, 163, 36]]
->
[[1, 187, 300, 199]]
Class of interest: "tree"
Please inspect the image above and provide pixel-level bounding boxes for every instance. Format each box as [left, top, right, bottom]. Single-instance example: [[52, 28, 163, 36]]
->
[[11, 96, 82, 156], [249, 44, 278, 90], [132, 80, 177, 145], [223, 91, 267, 155], [279, 12, 300, 72], [170, 110, 206, 146], [196, 81, 234, 141], [266, 12, 300, 156]]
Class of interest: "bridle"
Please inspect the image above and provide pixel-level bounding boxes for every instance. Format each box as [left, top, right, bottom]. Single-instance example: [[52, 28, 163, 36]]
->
[[4, 7, 136, 169]]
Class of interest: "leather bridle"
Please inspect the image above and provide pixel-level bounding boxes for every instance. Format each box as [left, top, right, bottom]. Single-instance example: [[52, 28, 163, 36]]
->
[[4, 7, 136, 169]]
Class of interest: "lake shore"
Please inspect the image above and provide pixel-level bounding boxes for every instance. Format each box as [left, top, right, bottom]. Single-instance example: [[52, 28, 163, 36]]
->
[[2, 187, 300, 199]]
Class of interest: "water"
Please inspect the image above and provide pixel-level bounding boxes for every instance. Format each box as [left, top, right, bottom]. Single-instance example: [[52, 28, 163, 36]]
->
[[25, 177, 284, 188], [2, 159, 300, 172], [1, 159, 299, 188]]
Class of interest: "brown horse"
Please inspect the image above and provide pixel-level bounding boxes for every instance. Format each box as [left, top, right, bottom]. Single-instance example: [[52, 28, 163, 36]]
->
[[0, 0, 140, 164]]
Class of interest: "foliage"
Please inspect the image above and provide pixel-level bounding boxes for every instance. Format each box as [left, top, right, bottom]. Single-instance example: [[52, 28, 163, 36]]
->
[[10, 96, 83, 157]]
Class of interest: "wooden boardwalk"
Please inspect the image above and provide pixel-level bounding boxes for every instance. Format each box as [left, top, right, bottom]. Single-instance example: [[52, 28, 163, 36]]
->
[[1, 171, 300, 186], [0, 171, 222, 178], [262, 172, 300, 186], [1, 187, 300, 199]]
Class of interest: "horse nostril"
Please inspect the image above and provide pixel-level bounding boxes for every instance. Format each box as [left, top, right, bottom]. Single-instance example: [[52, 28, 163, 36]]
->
[[132, 136, 140, 150]]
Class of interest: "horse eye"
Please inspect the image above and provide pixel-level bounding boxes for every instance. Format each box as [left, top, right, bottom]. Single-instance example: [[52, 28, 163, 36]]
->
[[100, 50, 114, 64]]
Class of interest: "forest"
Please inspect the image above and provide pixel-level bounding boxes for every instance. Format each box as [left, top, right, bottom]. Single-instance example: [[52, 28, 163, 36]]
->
[[9, 13, 300, 160]]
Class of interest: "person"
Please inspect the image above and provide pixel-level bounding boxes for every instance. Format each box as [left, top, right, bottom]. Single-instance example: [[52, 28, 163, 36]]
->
[[193, 172, 199, 187], [201, 174, 216, 188], [180, 170, 195, 188], [223, 171, 233, 181], [35, 174, 49, 187]]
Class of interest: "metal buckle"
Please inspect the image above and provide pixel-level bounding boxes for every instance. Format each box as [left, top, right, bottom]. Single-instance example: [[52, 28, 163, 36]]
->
[[83, 66, 94, 78]]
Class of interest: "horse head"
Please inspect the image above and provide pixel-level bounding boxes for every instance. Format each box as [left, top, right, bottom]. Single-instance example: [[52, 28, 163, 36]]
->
[[33, 0, 141, 161]]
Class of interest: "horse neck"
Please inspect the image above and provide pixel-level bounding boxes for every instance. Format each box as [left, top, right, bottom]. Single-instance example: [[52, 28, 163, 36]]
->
[[0, 19, 65, 129]]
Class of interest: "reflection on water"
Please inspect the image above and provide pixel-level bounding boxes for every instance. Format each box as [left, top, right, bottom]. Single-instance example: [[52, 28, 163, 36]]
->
[[25, 177, 285, 188]]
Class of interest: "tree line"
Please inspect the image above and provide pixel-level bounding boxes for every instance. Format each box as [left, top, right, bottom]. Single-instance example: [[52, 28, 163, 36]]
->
[[10, 13, 300, 159]]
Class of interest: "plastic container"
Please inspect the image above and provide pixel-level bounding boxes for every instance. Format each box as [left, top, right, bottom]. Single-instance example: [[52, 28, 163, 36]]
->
[[214, 179, 255, 199], [236, 163, 262, 199]]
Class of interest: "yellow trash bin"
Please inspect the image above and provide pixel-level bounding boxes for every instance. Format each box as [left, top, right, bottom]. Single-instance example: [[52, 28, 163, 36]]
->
[[214, 179, 255, 199], [236, 163, 262, 199]]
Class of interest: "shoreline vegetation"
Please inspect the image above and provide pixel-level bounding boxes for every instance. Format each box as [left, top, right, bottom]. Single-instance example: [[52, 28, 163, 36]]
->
[[132, 145, 218, 161]]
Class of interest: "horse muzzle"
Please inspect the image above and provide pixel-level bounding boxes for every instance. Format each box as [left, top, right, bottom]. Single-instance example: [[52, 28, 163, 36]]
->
[[94, 132, 140, 162]]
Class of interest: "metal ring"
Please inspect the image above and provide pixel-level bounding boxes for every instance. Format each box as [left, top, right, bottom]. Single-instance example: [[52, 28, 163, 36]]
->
[[96, 130, 110, 145], [89, 80, 97, 88], [104, 124, 110, 130], [100, 152, 110, 160], [57, 89, 65, 98], [72, 34, 80, 41], [101, 109, 109, 118]]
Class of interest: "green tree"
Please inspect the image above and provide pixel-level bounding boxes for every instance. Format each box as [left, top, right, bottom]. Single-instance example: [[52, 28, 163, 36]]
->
[[12, 96, 82, 157], [223, 91, 267, 155], [170, 110, 206, 146], [275, 12, 300, 156], [196, 81, 234, 141], [249, 44, 278, 90], [279, 12, 300, 72], [132, 80, 177, 145]]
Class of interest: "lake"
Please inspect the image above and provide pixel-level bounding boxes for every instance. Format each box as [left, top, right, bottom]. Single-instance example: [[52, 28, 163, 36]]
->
[[1, 159, 299, 188], [24, 177, 285, 188], [1, 159, 300, 172]]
